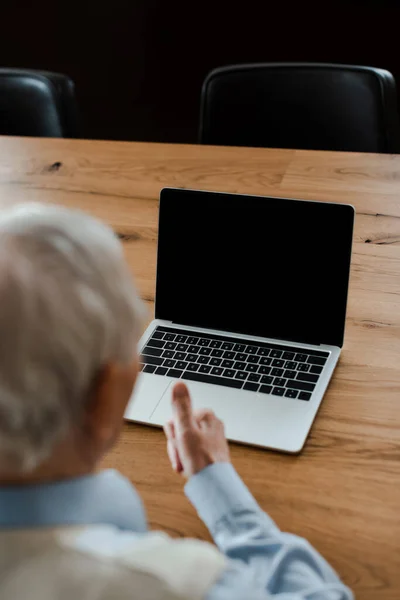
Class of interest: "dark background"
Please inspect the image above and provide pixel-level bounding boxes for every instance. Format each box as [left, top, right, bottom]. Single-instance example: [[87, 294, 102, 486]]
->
[[2, 1, 398, 143]]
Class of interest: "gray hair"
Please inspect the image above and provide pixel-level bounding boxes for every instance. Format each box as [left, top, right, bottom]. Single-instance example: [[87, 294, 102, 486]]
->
[[0, 203, 146, 472]]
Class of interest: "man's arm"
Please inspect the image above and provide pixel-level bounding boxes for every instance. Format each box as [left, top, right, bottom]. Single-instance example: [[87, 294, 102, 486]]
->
[[186, 463, 353, 599], [165, 382, 353, 599]]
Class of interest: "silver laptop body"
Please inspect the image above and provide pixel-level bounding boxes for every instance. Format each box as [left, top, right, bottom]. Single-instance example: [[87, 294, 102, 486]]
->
[[125, 188, 354, 453]]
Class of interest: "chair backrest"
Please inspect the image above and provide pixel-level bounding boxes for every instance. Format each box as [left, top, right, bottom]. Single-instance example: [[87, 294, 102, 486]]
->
[[199, 63, 400, 153], [0, 68, 80, 138]]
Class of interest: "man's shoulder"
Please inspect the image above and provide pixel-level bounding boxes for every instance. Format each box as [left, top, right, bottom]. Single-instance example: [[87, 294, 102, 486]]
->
[[0, 525, 226, 600], [58, 525, 226, 599]]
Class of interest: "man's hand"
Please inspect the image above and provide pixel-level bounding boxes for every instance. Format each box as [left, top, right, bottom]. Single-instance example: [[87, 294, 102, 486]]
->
[[164, 382, 230, 478]]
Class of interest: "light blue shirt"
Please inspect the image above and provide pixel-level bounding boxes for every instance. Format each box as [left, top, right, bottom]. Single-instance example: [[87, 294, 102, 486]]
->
[[0, 464, 353, 599]]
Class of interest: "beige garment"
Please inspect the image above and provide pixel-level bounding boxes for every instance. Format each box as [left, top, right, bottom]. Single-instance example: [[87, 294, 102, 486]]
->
[[0, 525, 226, 600]]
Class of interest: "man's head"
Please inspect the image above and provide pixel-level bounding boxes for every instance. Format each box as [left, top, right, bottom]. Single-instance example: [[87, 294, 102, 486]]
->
[[0, 203, 145, 478]]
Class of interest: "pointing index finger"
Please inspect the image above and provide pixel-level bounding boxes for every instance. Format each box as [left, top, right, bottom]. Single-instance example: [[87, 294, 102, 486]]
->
[[172, 382, 194, 433]]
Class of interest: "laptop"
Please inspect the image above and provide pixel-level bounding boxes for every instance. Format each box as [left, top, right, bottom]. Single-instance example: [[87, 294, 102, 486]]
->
[[125, 188, 354, 453]]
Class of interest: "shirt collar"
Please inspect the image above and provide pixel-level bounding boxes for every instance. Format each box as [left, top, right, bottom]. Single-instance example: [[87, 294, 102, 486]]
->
[[0, 469, 147, 532]]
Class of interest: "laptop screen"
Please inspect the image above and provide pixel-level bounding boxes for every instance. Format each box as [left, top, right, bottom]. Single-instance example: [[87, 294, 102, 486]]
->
[[156, 189, 354, 347]]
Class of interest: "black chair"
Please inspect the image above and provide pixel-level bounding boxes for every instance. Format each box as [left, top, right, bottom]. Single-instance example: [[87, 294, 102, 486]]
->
[[199, 63, 400, 153], [0, 69, 80, 138]]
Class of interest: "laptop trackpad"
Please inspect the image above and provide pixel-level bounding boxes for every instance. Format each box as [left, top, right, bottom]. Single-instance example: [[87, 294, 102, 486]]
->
[[150, 379, 310, 450], [150, 380, 260, 434], [125, 373, 171, 423]]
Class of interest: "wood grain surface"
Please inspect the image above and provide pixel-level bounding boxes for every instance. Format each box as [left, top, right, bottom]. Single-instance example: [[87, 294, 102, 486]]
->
[[0, 136, 399, 599]]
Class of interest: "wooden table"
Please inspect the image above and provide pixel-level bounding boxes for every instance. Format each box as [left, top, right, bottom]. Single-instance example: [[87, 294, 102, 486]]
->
[[0, 136, 399, 599]]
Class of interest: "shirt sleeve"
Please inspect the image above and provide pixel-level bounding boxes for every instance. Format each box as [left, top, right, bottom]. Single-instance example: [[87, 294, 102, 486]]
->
[[185, 463, 353, 600]]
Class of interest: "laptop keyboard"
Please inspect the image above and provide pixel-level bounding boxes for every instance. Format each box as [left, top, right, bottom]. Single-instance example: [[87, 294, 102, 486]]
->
[[140, 326, 329, 401]]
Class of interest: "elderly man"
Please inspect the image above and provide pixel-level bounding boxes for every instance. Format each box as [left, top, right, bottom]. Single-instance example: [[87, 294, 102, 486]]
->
[[0, 203, 352, 600]]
